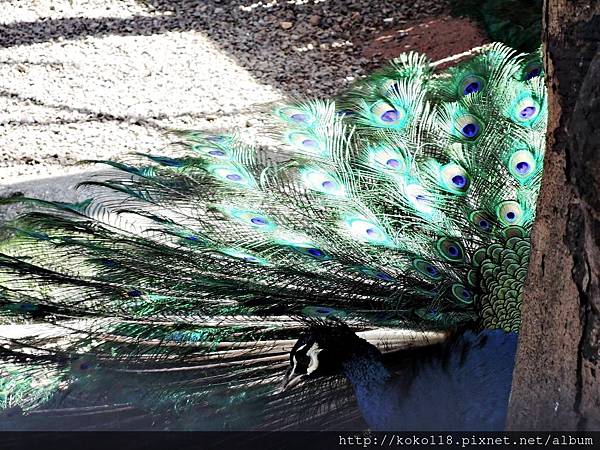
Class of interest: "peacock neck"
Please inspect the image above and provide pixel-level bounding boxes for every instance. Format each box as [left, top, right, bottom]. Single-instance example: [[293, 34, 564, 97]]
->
[[340, 338, 395, 428]]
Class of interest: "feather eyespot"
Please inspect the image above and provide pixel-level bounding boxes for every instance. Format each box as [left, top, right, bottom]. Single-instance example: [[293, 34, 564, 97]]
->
[[370, 101, 407, 128], [71, 357, 97, 373], [206, 135, 226, 143], [454, 115, 482, 139], [300, 167, 346, 196], [277, 107, 314, 125], [292, 246, 330, 260], [440, 163, 470, 194], [343, 216, 391, 246], [496, 201, 524, 226], [521, 60, 543, 81], [220, 248, 269, 265], [413, 258, 443, 280], [367, 146, 406, 173], [510, 94, 541, 125], [404, 184, 434, 214], [209, 165, 253, 187], [436, 237, 465, 262], [469, 211, 494, 232], [221, 207, 277, 232], [287, 132, 322, 153], [459, 75, 485, 96], [451, 284, 474, 304], [192, 145, 230, 160], [355, 266, 395, 281], [508, 150, 537, 181]]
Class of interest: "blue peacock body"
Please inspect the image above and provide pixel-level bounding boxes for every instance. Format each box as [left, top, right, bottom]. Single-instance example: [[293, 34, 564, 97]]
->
[[0, 43, 546, 430]]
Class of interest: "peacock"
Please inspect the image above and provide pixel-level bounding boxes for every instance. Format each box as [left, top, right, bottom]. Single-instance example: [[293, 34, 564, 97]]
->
[[0, 42, 546, 431]]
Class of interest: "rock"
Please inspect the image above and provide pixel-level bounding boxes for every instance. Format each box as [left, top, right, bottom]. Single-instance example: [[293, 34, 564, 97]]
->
[[308, 15, 320, 26], [280, 21, 293, 30]]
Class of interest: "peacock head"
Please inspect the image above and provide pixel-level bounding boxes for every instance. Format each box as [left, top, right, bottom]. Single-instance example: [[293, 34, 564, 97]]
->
[[282, 322, 370, 390]]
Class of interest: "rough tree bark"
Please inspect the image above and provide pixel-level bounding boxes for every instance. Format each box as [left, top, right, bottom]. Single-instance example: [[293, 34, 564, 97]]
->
[[507, 0, 600, 431]]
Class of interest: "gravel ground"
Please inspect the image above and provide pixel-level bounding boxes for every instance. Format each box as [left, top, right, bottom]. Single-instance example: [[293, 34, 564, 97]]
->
[[0, 0, 450, 218]]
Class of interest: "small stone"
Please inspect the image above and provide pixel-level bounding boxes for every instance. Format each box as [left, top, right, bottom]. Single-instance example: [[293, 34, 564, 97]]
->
[[280, 21, 293, 30], [308, 15, 320, 26]]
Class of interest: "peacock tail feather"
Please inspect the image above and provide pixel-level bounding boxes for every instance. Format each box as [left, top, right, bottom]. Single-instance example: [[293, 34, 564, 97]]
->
[[0, 43, 546, 428]]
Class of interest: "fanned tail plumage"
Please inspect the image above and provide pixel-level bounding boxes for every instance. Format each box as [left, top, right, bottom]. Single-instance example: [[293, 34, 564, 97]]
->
[[0, 43, 546, 429]]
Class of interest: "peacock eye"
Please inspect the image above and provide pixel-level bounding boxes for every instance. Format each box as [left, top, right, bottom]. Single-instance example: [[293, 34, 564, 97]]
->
[[278, 106, 314, 125], [496, 201, 524, 226], [526, 67, 541, 79], [405, 183, 434, 214], [302, 306, 346, 318], [436, 237, 465, 262], [367, 145, 406, 173], [210, 165, 253, 186], [376, 271, 394, 281], [224, 208, 276, 231], [516, 162, 530, 173], [343, 216, 390, 245], [291, 113, 307, 123], [519, 106, 537, 119], [371, 101, 407, 127], [337, 109, 355, 117], [522, 60, 543, 81], [511, 95, 540, 125], [219, 248, 269, 265], [451, 283, 474, 304], [300, 167, 346, 197], [440, 163, 470, 194], [381, 110, 399, 122], [462, 123, 479, 137], [455, 115, 482, 139], [508, 149, 537, 181], [469, 211, 493, 232], [292, 245, 330, 260], [464, 82, 480, 94], [413, 258, 443, 280], [192, 145, 230, 160], [355, 265, 394, 281], [459, 75, 485, 96], [287, 132, 322, 153]]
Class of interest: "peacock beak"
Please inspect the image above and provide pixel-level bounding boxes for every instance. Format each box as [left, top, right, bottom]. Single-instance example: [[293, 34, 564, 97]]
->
[[279, 371, 307, 392]]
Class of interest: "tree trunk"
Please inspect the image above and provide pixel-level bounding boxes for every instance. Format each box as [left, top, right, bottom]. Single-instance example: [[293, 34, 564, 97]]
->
[[507, 0, 600, 431]]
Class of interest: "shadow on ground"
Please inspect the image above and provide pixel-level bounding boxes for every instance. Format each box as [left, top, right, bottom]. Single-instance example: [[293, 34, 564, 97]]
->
[[0, 171, 95, 223], [0, 0, 449, 97]]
